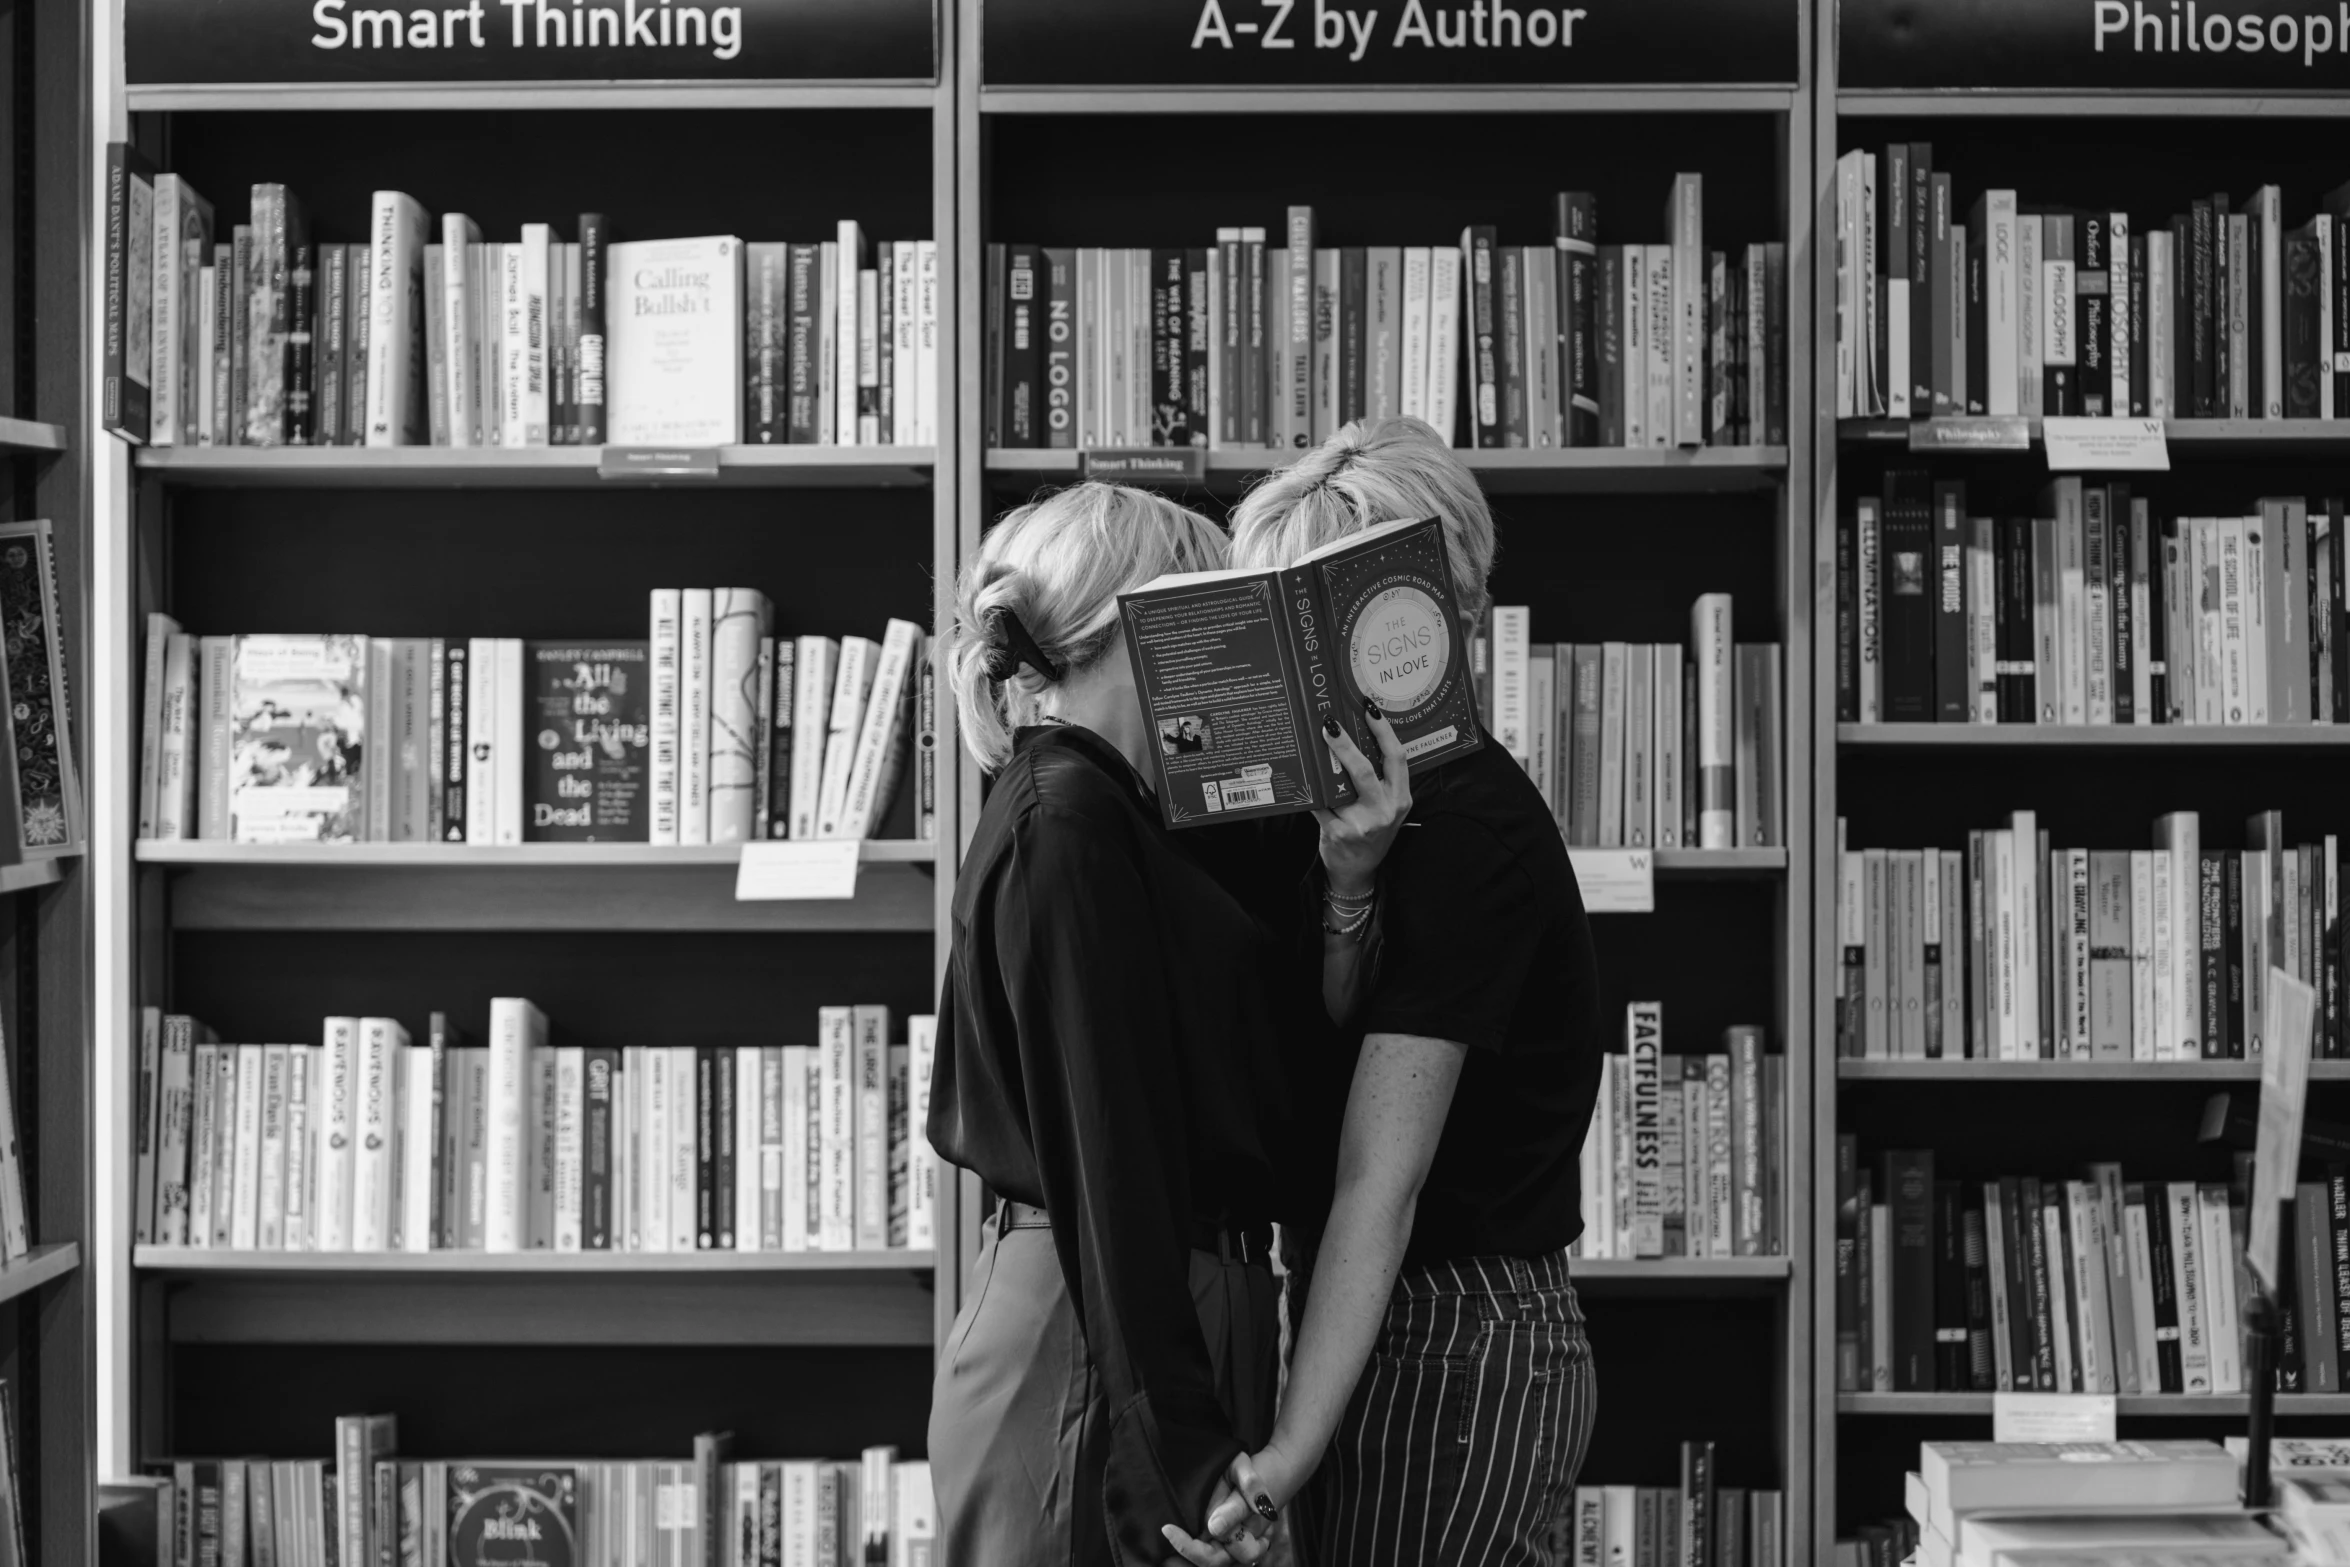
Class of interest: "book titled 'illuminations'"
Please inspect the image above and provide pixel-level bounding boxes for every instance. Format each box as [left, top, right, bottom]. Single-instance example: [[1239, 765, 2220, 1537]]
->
[[1118, 514, 1481, 827]]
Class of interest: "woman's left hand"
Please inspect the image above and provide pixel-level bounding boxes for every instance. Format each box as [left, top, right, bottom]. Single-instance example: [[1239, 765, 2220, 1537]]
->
[[1314, 704, 1413, 898]]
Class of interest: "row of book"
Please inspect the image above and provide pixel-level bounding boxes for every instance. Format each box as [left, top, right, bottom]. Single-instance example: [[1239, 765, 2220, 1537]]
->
[[1840, 476, 2350, 727], [103, 154, 939, 450], [0, 518, 82, 859], [1832, 142, 2350, 421], [1474, 596, 1784, 851], [1835, 809, 2343, 1062], [147, 1419, 934, 1567], [1838, 1143, 2350, 1399], [983, 180, 1787, 454], [137, 608, 935, 846], [1566, 1445, 1784, 1567], [1571, 1008, 1784, 1260], [131, 1004, 939, 1256]]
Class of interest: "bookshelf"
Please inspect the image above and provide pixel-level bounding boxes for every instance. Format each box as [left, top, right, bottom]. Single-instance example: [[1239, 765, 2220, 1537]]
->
[[129, 445, 939, 489], [1814, 0, 2350, 1543]]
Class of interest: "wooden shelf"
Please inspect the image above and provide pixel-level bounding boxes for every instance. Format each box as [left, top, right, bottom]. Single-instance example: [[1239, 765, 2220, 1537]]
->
[[135, 839, 936, 932], [1571, 1257, 1790, 1294], [1838, 91, 2350, 120], [133, 444, 936, 489], [977, 86, 1798, 117], [0, 857, 65, 897], [0, 1243, 80, 1307], [136, 1245, 932, 1274], [125, 82, 943, 114], [1840, 1059, 2350, 1082], [0, 416, 65, 455], [987, 445, 1789, 496], [1841, 1391, 2350, 1416], [1840, 416, 2350, 456], [1840, 723, 2350, 749]]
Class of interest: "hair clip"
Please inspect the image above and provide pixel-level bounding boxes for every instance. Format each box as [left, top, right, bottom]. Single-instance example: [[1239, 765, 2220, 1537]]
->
[[981, 606, 1062, 683]]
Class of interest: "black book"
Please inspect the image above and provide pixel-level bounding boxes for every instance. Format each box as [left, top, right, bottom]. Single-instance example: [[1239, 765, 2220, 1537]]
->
[[1836, 1134, 1860, 1390], [1997, 516, 2035, 721], [2143, 1183, 2184, 1391], [1042, 247, 1076, 449], [2190, 199, 2217, 417], [523, 643, 649, 842], [1836, 509, 1858, 724], [1152, 248, 1188, 448], [2078, 212, 2110, 417], [999, 246, 1038, 449], [578, 213, 606, 445], [2281, 1189, 2306, 1392], [1680, 1442, 1716, 1567], [1597, 246, 1624, 447], [1909, 142, 1934, 416], [1964, 221, 1986, 416], [2146, 507, 2170, 722], [2329, 1167, 2350, 1369], [441, 640, 468, 841], [745, 243, 787, 445], [2201, 851, 2227, 1059], [582, 1045, 616, 1251], [695, 1046, 716, 1249], [1555, 192, 1599, 446], [2287, 227, 2325, 419], [2110, 486, 2135, 724], [1932, 1179, 1970, 1390], [2041, 211, 2078, 416], [1884, 1148, 1935, 1391], [2225, 852, 2246, 1058], [2019, 1174, 2058, 1389], [1880, 471, 1936, 723], [287, 245, 316, 445], [984, 241, 1004, 447], [1341, 246, 1369, 428], [1929, 173, 1955, 416], [1933, 481, 1970, 722], [2169, 212, 2194, 420], [765, 639, 793, 841], [1960, 1195, 1995, 1390], [1183, 248, 1211, 447], [714, 1041, 735, 1250], [2331, 498, 2348, 722], [1493, 245, 1523, 445], [1463, 225, 1501, 448], [318, 244, 347, 447], [786, 243, 821, 444], [2129, 230, 2150, 417]]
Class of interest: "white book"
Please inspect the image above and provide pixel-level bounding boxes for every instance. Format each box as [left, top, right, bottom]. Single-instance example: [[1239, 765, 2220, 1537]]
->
[[229, 1043, 264, 1251], [150, 176, 205, 445], [816, 637, 878, 839], [494, 638, 524, 844], [735, 1046, 762, 1250], [2055, 482, 2089, 723], [2155, 811, 2201, 1060], [255, 1043, 288, 1250], [2018, 213, 2043, 416], [484, 997, 545, 1252], [2242, 515, 2270, 724], [2198, 1184, 2243, 1392], [1622, 246, 1648, 449], [889, 241, 918, 447], [441, 215, 483, 445], [1667, 173, 1703, 447], [853, 1006, 889, 1251], [1643, 245, 1675, 448], [1886, 267, 1911, 420], [789, 636, 838, 840], [2147, 230, 2172, 418], [669, 1044, 696, 1252], [1653, 644, 1683, 847], [1979, 191, 2019, 416], [649, 589, 682, 843], [2150, 848, 2176, 1063], [1596, 641, 1627, 846], [195, 265, 217, 444], [151, 626, 195, 840], [680, 589, 714, 844], [2012, 811, 2041, 1060], [816, 241, 839, 444], [638, 1046, 668, 1253], [819, 1006, 856, 1250], [2129, 849, 2156, 1061], [465, 637, 499, 844], [498, 242, 525, 446], [608, 236, 745, 445], [1691, 594, 1734, 848], [186, 1046, 217, 1249], [2256, 186, 2284, 419], [2109, 212, 2132, 416], [349, 1017, 406, 1250], [913, 240, 940, 446], [1990, 830, 2018, 1059], [553, 1045, 583, 1252], [2122, 1190, 2162, 1395], [316, 1018, 359, 1251], [1491, 606, 1531, 766], [2167, 1181, 2212, 1390], [155, 1021, 198, 1246], [856, 265, 881, 444], [836, 222, 866, 447], [400, 1044, 434, 1253], [364, 191, 430, 445], [513, 222, 551, 446], [707, 588, 771, 844], [907, 1015, 937, 1252], [1393, 245, 1431, 430], [282, 1046, 313, 1251], [834, 618, 923, 840], [781, 1044, 810, 1254], [1426, 244, 1462, 445]]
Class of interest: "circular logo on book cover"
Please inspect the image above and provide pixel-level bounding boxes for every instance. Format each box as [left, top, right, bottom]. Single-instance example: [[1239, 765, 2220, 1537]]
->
[[448, 1473, 577, 1567], [1349, 584, 1451, 713]]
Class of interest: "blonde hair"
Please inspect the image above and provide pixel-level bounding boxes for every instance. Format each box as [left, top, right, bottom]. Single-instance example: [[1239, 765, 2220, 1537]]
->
[[1229, 417, 1496, 624], [950, 481, 1229, 771]]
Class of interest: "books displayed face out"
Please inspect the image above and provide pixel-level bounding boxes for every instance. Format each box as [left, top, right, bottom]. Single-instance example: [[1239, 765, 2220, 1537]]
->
[[1576, 1007, 1782, 1262], [1837, 809, 2335, 1064], [130, 1005, 940, 1258], [98, 162, 942, 450], [986, 182, 1786, 454], [136, 605, 935, 847], [1117, 515, 1480, 827], [163, 1441, 936, 1567], [1570, 1446, 1785, 1567], [1841, 476, 2350, 727], [0, 519, 82, 860], [1473, 593, 1784, 853], [1836, 145, 2350, 422]]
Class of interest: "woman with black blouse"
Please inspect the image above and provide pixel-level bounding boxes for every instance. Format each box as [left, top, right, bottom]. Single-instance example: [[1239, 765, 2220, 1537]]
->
[[925, 481, 1410, 1566]]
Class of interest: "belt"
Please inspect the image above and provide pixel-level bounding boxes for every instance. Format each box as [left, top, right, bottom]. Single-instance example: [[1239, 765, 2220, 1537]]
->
[[999, 1200, 1272, 1267]]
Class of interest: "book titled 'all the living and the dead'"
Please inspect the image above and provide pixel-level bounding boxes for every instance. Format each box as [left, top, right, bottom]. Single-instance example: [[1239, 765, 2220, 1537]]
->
[[1118, 514, 1481, 827]]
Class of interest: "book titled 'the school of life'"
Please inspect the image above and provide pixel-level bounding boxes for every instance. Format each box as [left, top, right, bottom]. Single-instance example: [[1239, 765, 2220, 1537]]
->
[[1118, 514, 1481, 829]]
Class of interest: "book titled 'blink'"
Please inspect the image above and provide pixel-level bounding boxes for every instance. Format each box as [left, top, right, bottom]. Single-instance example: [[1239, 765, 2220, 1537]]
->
[[1118, 514, 1481, 827]]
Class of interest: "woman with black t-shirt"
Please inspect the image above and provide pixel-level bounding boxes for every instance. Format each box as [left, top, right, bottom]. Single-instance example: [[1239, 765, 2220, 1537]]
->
[[1167, 418, 1607, 1567], [924, 481, 1412, 1567]]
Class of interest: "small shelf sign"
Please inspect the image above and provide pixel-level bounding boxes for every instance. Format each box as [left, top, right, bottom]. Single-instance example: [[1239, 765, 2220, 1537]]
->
[[736, 841, 860, 901], [1992, 1391, 2117, 1444], [1567, 848, 1654, 914], [2042, 417, 2170, 473]]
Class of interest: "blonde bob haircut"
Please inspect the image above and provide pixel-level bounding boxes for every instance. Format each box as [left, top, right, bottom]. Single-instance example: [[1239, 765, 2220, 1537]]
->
[[1229, 416, 1497, 625], [950, 480, 1229, 772]]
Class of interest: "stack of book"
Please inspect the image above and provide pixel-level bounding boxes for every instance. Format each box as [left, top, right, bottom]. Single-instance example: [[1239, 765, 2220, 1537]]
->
[[1834, 809, 2341, 1062], [137, 605, 935, 846], [1573, 1005, 1783, 1261], [1837, 1143, 2350, 1398], [131, 1004, 939, 1256], [101, 152, 938, 449], [1833, 143, 2350, 422], [159, 1418, 937, 1567], [1569, 1443, 1784, 1567], [1839, 475, 2349, 726], [1841, 1439, 2272, 1567], [1476, 595, 1783, 851], [984, 180, 1786, 453]]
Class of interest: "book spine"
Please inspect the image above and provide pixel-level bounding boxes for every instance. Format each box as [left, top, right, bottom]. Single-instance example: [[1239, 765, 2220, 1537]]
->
[[1558, 193, 1599, 446], [1691, 595, 1733, 848], [1464, 227, 1500, 448]]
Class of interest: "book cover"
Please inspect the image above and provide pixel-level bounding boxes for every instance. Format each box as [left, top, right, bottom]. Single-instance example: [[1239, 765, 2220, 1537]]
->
[[608, 236, 744, 446], [445, 1468, 574, 1567], [229, 633, 363, 844], [1118, 515, 1481, 828], [525, 643, 648, 842]]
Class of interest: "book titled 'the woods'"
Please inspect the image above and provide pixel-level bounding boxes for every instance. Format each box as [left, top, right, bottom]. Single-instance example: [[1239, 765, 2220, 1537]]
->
[[1118, 514, 1480, 828]]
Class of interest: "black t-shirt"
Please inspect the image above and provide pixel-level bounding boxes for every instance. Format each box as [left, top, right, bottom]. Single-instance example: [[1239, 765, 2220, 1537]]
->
[[1354, 736, 1605, 1267]]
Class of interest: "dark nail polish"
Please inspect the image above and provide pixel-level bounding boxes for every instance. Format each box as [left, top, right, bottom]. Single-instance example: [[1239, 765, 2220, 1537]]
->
[[1322, 716, 1342, 737], [1362, 699, 1383, 723], [1255, 1497, 1279, 1522]]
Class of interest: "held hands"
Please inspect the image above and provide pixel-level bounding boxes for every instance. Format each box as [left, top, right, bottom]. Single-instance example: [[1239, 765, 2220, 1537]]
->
[[1314, 702, 1413, 899], [1158, 1447, 1308, 1567]]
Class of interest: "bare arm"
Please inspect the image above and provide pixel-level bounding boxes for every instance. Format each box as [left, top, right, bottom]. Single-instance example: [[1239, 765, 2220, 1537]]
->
[[1314, 710, 1411, 1023]]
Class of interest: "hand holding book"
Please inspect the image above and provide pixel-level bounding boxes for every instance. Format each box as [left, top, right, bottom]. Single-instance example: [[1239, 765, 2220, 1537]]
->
[[1315, 702, 1411, 901]]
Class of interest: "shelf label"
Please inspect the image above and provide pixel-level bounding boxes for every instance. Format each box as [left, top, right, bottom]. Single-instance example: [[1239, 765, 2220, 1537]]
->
[[1080, 447, 1206, 483], [982, 0, 1797, 88], [1992, 1392, 2117, 1444], [1843, 0, 2350, 90], [736, 841, 861, 901], [126, 0, 935, 88], [1567, 848, 1653, 914], [2043, 417, 2171, 472], [600, 446, 722, 480], [1908, 417, 2031, 453]]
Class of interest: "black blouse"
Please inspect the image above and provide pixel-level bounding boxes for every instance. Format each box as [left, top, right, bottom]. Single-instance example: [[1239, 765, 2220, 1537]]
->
[[927, 724, 1289, 1561]]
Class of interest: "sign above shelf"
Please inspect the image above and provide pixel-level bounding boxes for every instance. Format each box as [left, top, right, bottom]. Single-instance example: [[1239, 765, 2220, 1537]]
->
[[981, 0, 1797, 88], [1843, 0, 2350, 91], [125, 0, 935, 89]]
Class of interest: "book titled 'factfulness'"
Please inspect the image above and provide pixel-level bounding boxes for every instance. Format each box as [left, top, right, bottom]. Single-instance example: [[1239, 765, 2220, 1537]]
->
[[1118, 514, 1481, 828]]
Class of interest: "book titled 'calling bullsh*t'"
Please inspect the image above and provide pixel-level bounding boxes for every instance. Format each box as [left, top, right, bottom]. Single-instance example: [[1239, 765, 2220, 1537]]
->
[[1118, 514, 1481, 828]]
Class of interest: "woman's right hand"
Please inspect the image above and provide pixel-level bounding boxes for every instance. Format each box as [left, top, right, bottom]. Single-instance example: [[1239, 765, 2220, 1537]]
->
[[1313, 704, 1413, 899]]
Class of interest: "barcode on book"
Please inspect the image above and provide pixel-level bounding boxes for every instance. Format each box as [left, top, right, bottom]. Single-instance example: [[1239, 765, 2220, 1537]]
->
[[1204, 766, 1274, 813]]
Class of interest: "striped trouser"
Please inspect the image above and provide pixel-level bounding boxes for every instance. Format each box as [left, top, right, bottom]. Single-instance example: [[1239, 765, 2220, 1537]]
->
[[1296, 1251, 1596, 1567]]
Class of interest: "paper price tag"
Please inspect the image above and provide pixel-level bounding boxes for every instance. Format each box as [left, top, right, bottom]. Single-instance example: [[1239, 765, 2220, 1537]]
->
[[1567, 849, 1655, 914], [1992, 1391, 2117, 1444], [2042, 417, 2171, 472], [735, 841, 861, 901]]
